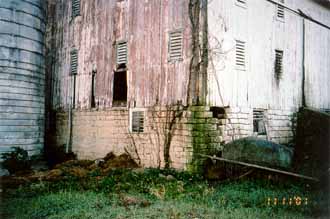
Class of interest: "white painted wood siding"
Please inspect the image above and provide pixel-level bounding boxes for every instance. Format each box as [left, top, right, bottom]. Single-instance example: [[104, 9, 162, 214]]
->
[[208, 0, 330, 110]]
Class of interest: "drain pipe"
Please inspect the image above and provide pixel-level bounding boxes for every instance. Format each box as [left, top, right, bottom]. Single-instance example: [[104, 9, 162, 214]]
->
[[65, 8, 75, 154], [66, 75, 74, 153], [302, 18, 306, 107]]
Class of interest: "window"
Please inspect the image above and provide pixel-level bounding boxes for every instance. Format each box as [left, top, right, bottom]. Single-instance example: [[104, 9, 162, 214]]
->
[[72, 0, 80, 18], [169, 30, 183, 61], [116, 41, 128, 64], [275, 50, 283, 81], [235, 40, 246, 69], [253, 109, 266, 135], [236, 0, 247, 8], [70, 49, 78, 75], [130, 110, 145, 133], [277, 0, 285, 20]]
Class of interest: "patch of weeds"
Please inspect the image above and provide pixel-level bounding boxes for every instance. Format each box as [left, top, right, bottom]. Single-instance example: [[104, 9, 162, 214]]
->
[[98, 176, 116, 192], [2, 168, 327, 219], [88, 168, 101, 177]]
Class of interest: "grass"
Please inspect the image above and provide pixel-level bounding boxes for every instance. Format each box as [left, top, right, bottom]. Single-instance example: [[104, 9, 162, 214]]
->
[[1, 168, 328, 219]]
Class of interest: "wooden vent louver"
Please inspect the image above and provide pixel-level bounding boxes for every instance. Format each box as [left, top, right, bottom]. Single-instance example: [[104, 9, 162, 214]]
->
[[169, 31, 183, 61], [70, 49, 78, 75], [275, 50, 283, 81], [72, 0, 80, 18], [131, 111, 144, 133], [235, 40, 246, 68], [277, 0, 285, 19], [116, 41, 128, 64]]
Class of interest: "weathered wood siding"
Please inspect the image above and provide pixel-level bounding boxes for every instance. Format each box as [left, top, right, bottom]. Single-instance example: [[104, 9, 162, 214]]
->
[[305, 19, 330, 109], [208, 0, 330, 110], [47, 0, 191, 110]]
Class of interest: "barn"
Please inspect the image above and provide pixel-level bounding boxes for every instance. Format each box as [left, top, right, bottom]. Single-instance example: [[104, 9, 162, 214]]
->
[[41, 0, 330, 170]]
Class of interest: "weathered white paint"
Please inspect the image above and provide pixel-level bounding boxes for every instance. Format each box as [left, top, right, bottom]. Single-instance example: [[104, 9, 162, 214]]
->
[[305, 19, 330, 109], [208, 0, 330, 111]]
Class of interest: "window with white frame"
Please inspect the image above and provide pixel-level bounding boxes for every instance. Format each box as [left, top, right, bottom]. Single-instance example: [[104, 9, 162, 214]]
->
[[253, 109, 266, 135], [130, 109, 145, 133]]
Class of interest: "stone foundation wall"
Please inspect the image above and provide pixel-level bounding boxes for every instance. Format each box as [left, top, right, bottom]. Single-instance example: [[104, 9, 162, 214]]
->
[[266, 109, 296, 144], [52, 106, 221, 171], [217, 107, 253, 142], [51, 105, 296, 171], [216, 107, 297, 145]]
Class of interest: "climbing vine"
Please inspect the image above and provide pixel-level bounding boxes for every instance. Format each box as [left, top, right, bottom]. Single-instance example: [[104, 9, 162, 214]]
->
[[187, 0, 209, 106]]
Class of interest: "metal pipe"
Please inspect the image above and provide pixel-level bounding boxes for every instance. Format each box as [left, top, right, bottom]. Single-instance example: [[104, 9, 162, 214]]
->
[[302, 19, 306, 107], [198, 153, 319, 182], [65, 75, 74, 154]]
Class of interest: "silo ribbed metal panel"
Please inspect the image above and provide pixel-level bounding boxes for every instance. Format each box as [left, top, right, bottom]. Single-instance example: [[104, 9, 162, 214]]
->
[[0, 0, 46, 156]]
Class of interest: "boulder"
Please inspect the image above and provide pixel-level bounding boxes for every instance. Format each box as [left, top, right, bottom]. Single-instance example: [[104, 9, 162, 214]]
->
[[223, 137, 293, 169]]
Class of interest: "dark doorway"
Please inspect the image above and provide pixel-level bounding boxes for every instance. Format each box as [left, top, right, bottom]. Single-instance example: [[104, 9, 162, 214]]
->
[[113, 64, 127, 107]]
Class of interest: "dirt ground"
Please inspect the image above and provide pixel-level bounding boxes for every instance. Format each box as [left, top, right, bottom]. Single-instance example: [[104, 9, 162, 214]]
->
[[0, 152, 139, 190]]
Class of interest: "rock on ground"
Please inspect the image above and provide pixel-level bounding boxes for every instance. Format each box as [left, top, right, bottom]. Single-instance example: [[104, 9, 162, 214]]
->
[[223, 137, 293, 169]]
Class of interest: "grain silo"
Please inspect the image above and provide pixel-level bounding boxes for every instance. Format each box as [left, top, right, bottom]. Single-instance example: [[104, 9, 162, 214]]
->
[[0, 0, 46, 157]]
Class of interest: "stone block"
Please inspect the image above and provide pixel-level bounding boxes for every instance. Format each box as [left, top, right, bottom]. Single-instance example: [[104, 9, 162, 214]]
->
[[188, 106, 210, 112]]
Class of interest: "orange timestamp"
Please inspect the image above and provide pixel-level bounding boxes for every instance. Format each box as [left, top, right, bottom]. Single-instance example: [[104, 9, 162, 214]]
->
[[267, 196, 309, 206]]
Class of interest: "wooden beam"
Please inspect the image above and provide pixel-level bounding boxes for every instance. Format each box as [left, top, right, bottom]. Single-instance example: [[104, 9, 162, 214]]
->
[[198, 154, 319, 182]]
